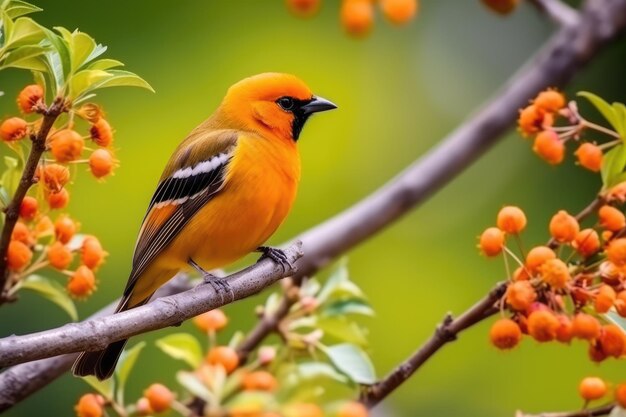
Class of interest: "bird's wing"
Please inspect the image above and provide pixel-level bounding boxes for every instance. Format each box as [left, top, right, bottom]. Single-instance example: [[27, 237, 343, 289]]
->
[[124, 129, 239, 296]]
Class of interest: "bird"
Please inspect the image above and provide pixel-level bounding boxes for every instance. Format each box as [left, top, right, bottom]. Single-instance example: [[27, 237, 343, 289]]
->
[[72, 72, 337, 380]]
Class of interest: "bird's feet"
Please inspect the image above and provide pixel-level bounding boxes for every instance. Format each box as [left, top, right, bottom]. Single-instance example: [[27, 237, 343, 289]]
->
[[188, 258, 234, 303], [256, 246, 292, 272]]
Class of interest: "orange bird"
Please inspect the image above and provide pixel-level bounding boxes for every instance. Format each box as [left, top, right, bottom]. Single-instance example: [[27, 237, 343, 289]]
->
[[72, 73, 336, 379]]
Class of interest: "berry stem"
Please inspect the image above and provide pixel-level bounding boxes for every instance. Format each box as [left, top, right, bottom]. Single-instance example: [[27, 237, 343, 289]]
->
[[582, 120, 621, 140]]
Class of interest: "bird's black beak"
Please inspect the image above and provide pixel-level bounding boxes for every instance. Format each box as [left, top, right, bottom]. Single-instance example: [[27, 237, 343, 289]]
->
[[301, 96, 337, 115]]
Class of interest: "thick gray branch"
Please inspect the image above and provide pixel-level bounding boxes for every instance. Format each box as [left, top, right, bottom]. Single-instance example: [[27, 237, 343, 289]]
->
[[1, 0, 626, 412]]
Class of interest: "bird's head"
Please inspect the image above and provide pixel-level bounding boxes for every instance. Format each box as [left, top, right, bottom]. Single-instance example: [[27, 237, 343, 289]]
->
[[220, 73, 337, 142]]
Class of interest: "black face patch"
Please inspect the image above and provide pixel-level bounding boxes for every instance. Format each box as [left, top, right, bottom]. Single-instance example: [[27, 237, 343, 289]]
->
[[276, 96, 313, 141]]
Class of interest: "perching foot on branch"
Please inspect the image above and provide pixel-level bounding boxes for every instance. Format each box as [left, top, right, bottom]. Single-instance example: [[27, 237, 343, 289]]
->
[[188, 258, 234, 303], [256, 246, 292, 272]]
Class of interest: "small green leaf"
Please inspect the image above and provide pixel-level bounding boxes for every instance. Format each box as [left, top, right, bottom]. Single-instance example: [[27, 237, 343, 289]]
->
[[322, 299, 375, 317], [69, 69, 111, 99], [613, 102, 626, 139], [0, 186, 10, 209], [323, 343, 376, 384], [88, 69, 154, 93], [88, 58, 123, 71], [0, 44, 46, 70], [3, 0, 42, 18], [115, 341, 146, 401], [19, 275, 78, 321], [82, 375, 114, 399], [69, 30, 96, 70], [176, 371, 212, 402], [5, 16, 44, 48], [317, 317, 368, 346], [297, 362, 348, 383], [578, 92, 622, 138], [601, 144, 626, 188], [155, 333, 203, 368], [1, 155, 20, 195]]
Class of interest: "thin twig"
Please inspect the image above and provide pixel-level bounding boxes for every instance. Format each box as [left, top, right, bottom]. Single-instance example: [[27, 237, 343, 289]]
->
[[516, 403, 616, 417], [527, 0, 580, 26], [0, 98, 65, 302], [360, 282, 506, 408]]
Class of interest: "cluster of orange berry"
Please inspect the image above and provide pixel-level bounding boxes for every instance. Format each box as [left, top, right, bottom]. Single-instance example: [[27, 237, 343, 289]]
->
[[517, 88, 612, 171], [2, 84, 110, 299], [286, 0, 418, 37], [75, 307, 369, 417], [480, 202, 626, 362], [578, 376, 626, 408]]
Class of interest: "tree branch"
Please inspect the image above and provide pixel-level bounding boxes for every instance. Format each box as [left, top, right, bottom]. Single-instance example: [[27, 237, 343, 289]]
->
[[0, 98, 65, 302], [0, 0, 625, 411], [0, 243, 302, 367], [360, 282, 506, 407], [516, 403, 616, 417], [527, 0, 580, 27]]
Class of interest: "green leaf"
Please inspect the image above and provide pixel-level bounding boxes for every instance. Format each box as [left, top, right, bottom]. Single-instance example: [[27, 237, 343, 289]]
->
[[0, 186, 10, 209], [69, 30, 96, 70], [82, 375, 114, 399], [297, 362, 348, 383], [601, 144, 626, 188], [88, 58, 123, 71], [115, 341, 146, 402], [88, 69, 154, 93], [1, 11, 15, 48], [322, 299, 375, 317], [0, 44, 46, 70], [5, 17, 44, 48], [3, 0, 41, 18], [318, 262, 365, 303], [1, 156, 20, 196], [323, 343, 376, 384], [155, 333, 203, 368], [19, 275, 78, 321], [224, 391, 275, 409], [69, 69, 111, 99], [40, 27, 70, 93], [317, 316, 368, 346], [578, 92, 622, 138], [176, 371, 212, 402], [613, 102, 626, 139]]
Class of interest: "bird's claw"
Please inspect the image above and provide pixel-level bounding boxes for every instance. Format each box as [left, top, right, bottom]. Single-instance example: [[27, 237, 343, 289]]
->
[[203, 275, 234, 304], [256, 246, 292, 272]]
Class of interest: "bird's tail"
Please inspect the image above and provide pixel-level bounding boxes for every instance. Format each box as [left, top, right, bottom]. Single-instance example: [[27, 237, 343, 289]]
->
[[71, 295, 149, 380]]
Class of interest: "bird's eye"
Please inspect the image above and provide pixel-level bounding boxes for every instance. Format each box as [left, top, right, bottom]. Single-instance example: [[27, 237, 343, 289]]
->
[[277, 97, 295, 111]]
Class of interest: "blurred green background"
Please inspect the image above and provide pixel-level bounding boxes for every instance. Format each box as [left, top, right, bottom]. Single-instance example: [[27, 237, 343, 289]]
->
[[2, 1, 626, 416]]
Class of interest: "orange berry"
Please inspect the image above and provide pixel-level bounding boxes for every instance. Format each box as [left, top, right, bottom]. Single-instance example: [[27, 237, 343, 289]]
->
[[595, 285, 616, 314], [608, 181, 626, 203], [0, 117, 28, 141], [481, 0, 519, 15], [533, 130, 564, 165], [206, 346, 239, 373], [513, 266, 530, 281], [37, 163, 70, 193], [19, 196, 38, 221], [589, 340, 608, 363], [496, 206, 527, 234], [284, 403, 323, 417], [341, 0, 374, 37], [506, 281, 536, 311], [11, 221, 32, 245], [49, 129, 84, 163], [7, 240, 32, 271], [518, 104, 545, 136], [74, 393, 103, 417], [573, 229, 600, 257], [35, 215, 54, 237], [17, 84, 44, 113], [338, 401, 369, 417], [286, 0, 320, 17], [380, 0, 418, 25], [616, 291, 626, 317], [527, 309, 559, 342], [135, 397, 153, 416], [76, 103, 104, 123], [67, 266, 96, 298], [47, 241, 73, 270], [89, 149, 116, 178], [534, 89, 566, 113], [193, 309, 228, 332], [607, 238, 626, 266], [144, 383, 174, 413], [55, 215, 77, 244], [599, 324, 626, 358], [572, 313, 601, 341], [555, 314, 573, 344], [539, 258, 570, 289], [599, 205, 626, 232], [575, 143, 603, 172], [525, 246, 556, 274], [549, 210, 579, 243], [242, 371, 278, 392], [489, 318, 522, 349], [479, 227, 504, 257], [579, 377, 607, 401], [89, 119, 113, 147], [47, 188, 70, 210], [616, 384, 626, 408], [81, 236, 107, 270]]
